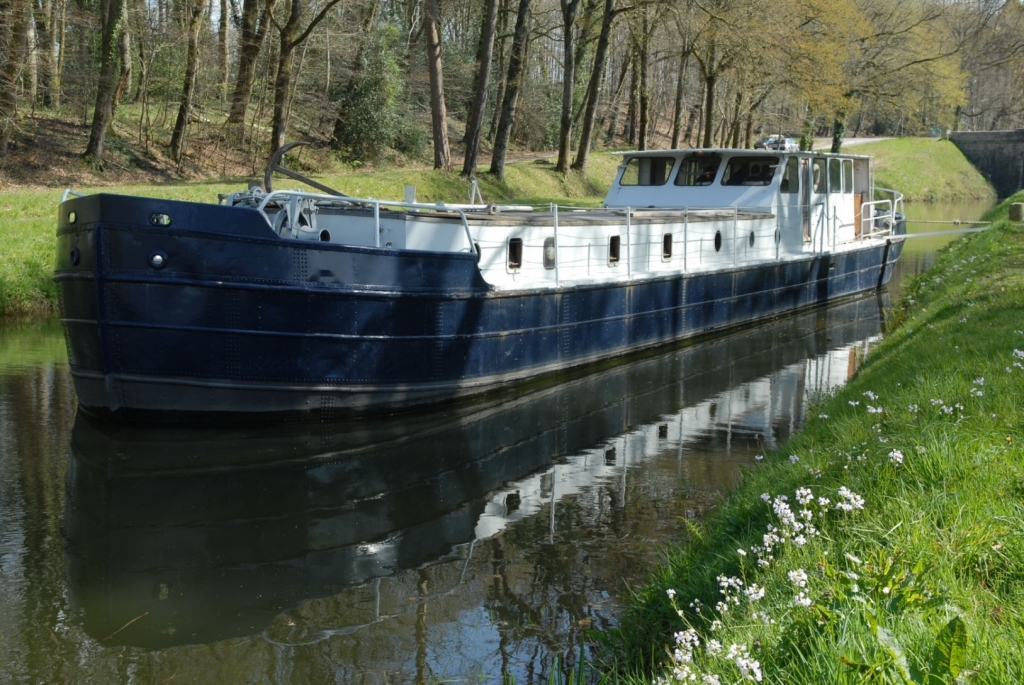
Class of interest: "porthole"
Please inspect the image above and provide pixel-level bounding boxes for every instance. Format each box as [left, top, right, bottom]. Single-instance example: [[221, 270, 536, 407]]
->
[[714, 230, 723, 252], [609, 235, 621, 263], [68, 211, 77, 224], [663, 233, 673, 259], [149, 251, 168, 269], [149, 213, 172, 227], [748, 230, 755, 248], [69, 248, 80, 266], [319, 229, 331, 242], [507, 238, 523, 269], [543, 237, 556, 270]]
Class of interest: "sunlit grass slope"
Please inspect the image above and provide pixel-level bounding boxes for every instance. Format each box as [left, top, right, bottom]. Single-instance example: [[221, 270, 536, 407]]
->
[[854, 137, 995, 203], [607, 196, 1024, 684]]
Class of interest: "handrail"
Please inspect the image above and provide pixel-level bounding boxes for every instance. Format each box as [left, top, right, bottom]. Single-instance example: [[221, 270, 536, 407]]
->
[[255, 189, 476, 254], [60, 188, 86, 203]]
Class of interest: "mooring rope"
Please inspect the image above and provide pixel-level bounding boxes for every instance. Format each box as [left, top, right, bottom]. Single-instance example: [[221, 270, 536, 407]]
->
[[903, 218, 991, 225]]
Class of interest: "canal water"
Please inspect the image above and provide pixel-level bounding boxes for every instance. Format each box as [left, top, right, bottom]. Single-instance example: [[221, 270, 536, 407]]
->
[[0, 201, 992, 685]]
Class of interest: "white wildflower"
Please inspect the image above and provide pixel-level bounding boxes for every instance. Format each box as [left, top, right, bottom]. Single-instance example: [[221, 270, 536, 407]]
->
[[744, 584, 765, 601], [789, 454, 800, 464], [788, 568, 809, 588], [667, 589, 676, 599], [888, 449, 904, 465], [863, 391, 878, 400], [908, 404, 918, 413]]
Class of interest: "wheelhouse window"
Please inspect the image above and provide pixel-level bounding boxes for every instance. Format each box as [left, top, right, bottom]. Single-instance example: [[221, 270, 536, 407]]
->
[[619, 156, 676, 186], [843, 159, 854, 194], [829, 159, 843, 194], [675, 154, 721, 186], [721, 157, 779, 186], [812, 159, 826, 193], [780, 157, 800, 194], [663, 234, 673, 259]]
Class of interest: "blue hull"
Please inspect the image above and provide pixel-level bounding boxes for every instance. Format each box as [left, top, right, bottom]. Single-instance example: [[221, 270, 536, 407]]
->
[[55, 194, 904, 421]]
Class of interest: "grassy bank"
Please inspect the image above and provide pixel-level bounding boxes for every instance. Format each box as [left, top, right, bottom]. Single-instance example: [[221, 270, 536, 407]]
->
[[852, 138, 995, 203], [0, 154, 619, 318], [607, 199, 1024, 683]]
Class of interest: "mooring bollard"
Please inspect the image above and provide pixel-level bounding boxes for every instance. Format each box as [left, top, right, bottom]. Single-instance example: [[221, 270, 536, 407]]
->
[[1011, 202, 1024, 222]]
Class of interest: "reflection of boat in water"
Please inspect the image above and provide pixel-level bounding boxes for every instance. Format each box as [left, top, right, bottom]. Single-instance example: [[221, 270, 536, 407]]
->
[[65, 294, 886, 648]]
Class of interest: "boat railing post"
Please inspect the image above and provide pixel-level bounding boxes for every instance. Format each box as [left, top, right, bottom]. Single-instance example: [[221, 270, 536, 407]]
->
[[683, 208, 688, 274], [553, 203, 560, 287], [456, 209, 474, 254], [626, 206, 632, 280], [374, 201, 381, 247]]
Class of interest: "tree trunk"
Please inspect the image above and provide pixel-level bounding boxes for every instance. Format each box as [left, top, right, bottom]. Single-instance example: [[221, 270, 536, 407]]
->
[[636, 16, 650, 151], [270, 0, 344, 153], [169, 0, 203, 161], [36, 0, 56, 107], [669, 51, 688, 148], [461, 0, 497, 178], [25, 4, 37, 105], [571, 0, 616, 172], [488, 0, 531, 181], [112, 5, 131, 113], [0, 0, 23, 155], [830, 111, 847, 153], [486, 0, 509, 144], [218, 0, 228, 101], [701, 70, 715, 148], [554, 0, 581, 172], [424, 0, 451, 170], [83, 0, 125, 165], [227, 0, 274, 126]]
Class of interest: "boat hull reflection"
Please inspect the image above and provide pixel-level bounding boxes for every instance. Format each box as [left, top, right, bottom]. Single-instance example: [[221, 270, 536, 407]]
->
[[65, 295, 886, 648]]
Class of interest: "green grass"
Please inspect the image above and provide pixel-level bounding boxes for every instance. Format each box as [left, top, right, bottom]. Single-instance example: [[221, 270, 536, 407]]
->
[[605, 197, 1024, 683], [851, 137, 995, 203]]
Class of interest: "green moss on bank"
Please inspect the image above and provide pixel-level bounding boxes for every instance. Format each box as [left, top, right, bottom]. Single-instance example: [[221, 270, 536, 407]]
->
[[608, 198, 1024, 683]]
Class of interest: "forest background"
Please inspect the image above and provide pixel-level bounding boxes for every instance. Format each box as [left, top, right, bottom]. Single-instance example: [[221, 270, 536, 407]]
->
[[1, 0, 1023, 187]]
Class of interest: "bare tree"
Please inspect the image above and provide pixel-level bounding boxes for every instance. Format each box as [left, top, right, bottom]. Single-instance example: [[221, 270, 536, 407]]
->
[[227, 0, 275, 126], [554, 0, 581, 172], [461, 0, 497, 178], [82, 0, 126, 165], [424, 0, 451, 170], [489, 0, 531, 180], [269, 0, 344, 153], [169, 0, 204, 161]]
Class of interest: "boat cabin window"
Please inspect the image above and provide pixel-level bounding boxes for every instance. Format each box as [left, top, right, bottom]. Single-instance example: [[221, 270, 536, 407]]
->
[[619, 156, 676, 186], [543, 237, 556, 269], [507, 238, 523, 270], [721, 157, 778, 186], [829, 159, 843, 194], [812, 159, 826, 193], [663, 233, 673, 259], [609, 235, 621, 263], [843, 159, 854, 194], [780, 157, 800, 194], [675, 154, 721, 186]]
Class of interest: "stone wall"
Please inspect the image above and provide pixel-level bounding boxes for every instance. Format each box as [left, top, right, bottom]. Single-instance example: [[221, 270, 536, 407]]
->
[[949, 130, 1024, 198]]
